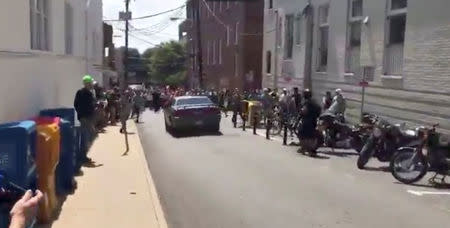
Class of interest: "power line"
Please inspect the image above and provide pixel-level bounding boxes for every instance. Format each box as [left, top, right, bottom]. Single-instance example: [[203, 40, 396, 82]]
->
[[104, 4, 186, 22]]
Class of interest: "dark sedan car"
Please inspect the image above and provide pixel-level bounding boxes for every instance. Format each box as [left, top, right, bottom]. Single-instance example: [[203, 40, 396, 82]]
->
[[164, 96, 221, 132]]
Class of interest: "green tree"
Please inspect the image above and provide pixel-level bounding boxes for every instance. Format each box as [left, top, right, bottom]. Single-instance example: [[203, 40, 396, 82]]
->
[[144, 41, 187, 86]]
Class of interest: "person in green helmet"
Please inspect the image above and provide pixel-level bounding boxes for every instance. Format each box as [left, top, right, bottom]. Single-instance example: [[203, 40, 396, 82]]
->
[[74, 75, 96, 164]]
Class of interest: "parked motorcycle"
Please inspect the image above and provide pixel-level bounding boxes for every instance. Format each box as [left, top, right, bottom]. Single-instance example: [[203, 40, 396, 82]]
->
[[357, 117, 420, 169], [317, 113, 375, 152], [390, 124, 450, 184]]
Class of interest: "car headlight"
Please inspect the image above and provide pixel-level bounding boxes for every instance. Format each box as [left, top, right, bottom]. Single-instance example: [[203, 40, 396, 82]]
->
[[373, 127, 382, 138]]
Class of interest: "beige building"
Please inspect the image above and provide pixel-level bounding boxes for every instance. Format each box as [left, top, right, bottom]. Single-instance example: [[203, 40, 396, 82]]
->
[[0, 0, 103, 122], [262, 0, 450, 134]]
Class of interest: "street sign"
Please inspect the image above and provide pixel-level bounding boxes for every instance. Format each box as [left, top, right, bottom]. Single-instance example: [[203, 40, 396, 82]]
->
[[359, 81, 369, 87], [119, 11, 132, 21]]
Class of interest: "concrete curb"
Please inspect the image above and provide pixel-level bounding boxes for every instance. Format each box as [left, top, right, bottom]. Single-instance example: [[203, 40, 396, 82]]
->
[[130, 122, 168, 228]]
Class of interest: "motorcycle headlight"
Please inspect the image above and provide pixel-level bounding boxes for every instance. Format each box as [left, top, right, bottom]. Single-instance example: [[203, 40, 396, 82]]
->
[[373, 127, 382, 138]]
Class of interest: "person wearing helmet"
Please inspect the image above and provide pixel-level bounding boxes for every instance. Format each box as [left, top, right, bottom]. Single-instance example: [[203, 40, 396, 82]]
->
[[327, 88, 346, 116], [74, 75, 96, 164]]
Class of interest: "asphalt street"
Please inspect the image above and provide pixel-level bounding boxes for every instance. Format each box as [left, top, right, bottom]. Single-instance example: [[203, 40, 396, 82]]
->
[[137, 110, 450, 228]]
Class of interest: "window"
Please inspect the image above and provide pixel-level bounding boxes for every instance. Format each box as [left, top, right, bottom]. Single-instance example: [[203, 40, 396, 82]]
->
[[349, 23, 361, 47], [346, 0, 363, 73], [234, 54, 239, 77], [266, 51, 272, 74], [317, 4, 329, 71], [384, 0, 407, 75], [213, 40, 216, 64], [207, 41, 210, 65], [389, 16, 406, 44], [219, 39, 223, 64], [284, 15, 294, 59], [391, 0, 407, 10], [65, 2, 73, 55], [352, 0, 363, 17], [269, 0, 273, 9], [295, 14, 302, 45], [30, 0, 49, 50], [235, 22, 240, 45], [319, 4, 329, 25], [226, 26, 230, 46]]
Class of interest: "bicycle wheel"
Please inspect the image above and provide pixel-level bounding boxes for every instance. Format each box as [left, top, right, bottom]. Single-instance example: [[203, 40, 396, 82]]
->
[[270, 117, 282, 135]]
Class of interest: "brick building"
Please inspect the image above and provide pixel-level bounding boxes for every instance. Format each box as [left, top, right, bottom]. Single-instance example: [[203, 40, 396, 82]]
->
[[262, 0, 450, 134], [185, 0, 264, 90]]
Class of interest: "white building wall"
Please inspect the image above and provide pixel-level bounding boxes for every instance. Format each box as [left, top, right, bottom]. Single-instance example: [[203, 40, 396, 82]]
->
[[0, 0, 103, 123], [263, 0, 450, 134], [262, 0, 309, 90]]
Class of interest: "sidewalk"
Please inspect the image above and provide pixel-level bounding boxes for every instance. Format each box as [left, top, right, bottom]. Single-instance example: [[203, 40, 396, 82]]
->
[[40, 121, 167, 228]]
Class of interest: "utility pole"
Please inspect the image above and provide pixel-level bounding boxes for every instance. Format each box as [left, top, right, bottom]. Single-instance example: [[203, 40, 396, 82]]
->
[[124, 0, 130, 87], [120, 0, 131, 153], [195, 0, 203, 89]]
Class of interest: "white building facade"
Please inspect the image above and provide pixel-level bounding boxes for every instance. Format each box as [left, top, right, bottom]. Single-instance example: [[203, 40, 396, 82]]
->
[[263, 0, 450, 134], [0, 0, 103, 122]]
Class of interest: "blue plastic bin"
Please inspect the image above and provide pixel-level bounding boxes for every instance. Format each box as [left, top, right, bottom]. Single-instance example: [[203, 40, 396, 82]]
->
[[40, 108, 75, 127], [0, 121, 37, 189], [55, 119, 76, 194]]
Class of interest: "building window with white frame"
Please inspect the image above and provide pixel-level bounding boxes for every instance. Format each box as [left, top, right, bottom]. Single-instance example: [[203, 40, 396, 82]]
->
[[345, 0, 363, 74], [317, 4, 329, 72], [65, 1, 73, 55], [266, 51, 272, 74], [213, 40, 216, 64], [284, 15, 294, 59], [219, 39, 223, 64], [234, 54, 239, 77], [295, 14, 302, 45], [226, 26, 230, 46], [384, 0, 407, 76], [30, 0, 49, 51], [235, 22, 240, 45], [207, 41, 210, 65]]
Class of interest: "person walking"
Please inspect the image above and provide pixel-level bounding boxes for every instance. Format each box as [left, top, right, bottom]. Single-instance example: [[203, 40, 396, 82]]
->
[[132, 90, 145, 123], [74, 75, 96, 163]]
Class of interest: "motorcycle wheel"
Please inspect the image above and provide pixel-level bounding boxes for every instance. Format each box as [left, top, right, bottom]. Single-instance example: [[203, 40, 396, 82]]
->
[[357, 138, 375, 169], [390, 150, 428, 184], [324, 129, 334, 148]]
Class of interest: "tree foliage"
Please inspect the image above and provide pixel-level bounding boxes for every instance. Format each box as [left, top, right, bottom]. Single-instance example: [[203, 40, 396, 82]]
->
[[143, 41, 187, 86]]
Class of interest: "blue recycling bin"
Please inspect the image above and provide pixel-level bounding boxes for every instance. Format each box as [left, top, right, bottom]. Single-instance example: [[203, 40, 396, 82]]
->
[[40, 108, 75, 127], [0, 121, 37, 189], [55, 119, 76, 194]]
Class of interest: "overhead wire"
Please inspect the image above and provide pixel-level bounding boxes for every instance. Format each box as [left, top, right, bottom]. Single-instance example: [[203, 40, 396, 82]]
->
[[103, 4, 186, 22]]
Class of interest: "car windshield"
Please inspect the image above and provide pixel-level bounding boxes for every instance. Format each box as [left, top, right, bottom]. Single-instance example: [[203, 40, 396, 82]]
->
[[175, 97, 213, 106]]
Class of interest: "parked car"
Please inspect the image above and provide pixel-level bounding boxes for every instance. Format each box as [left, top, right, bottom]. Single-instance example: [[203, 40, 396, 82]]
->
[[164, 96, 221, 133]]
